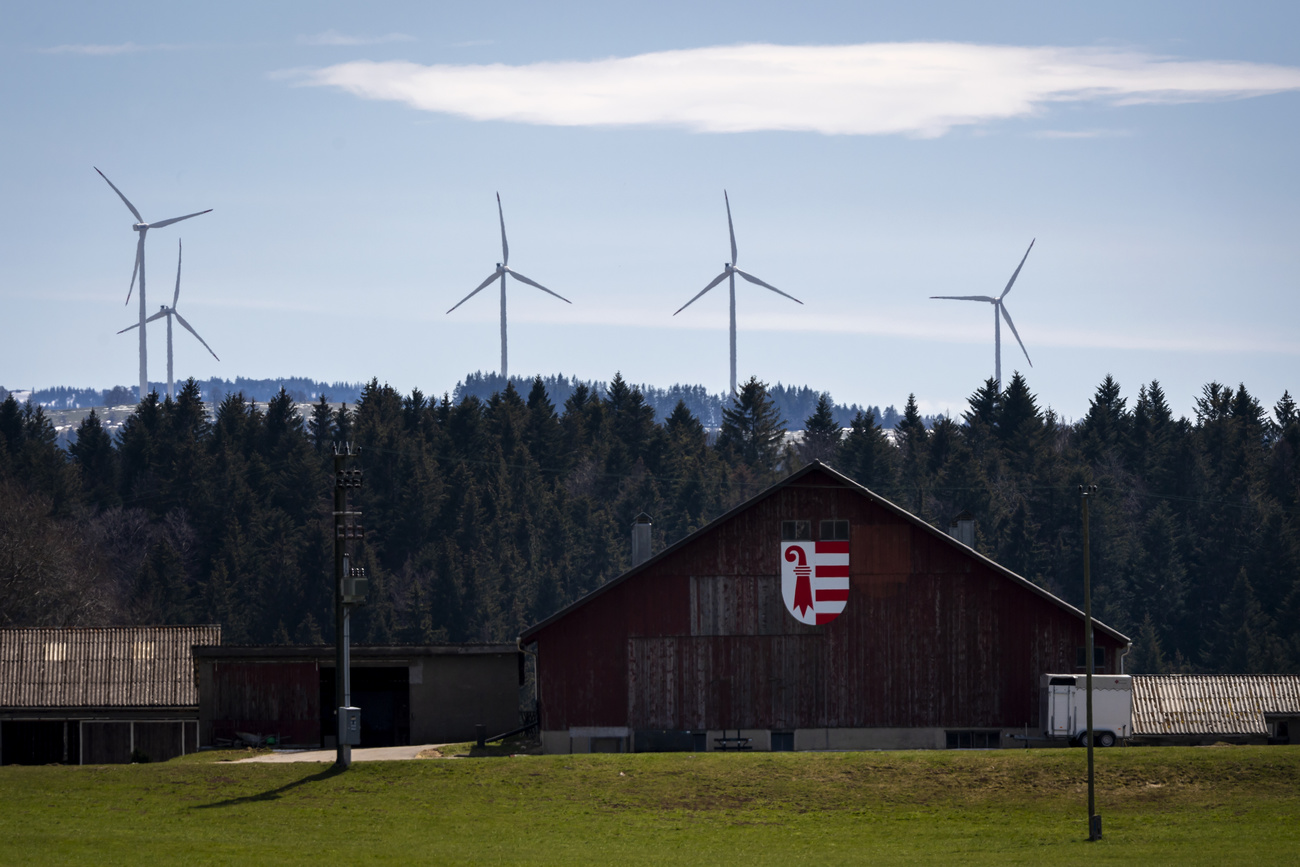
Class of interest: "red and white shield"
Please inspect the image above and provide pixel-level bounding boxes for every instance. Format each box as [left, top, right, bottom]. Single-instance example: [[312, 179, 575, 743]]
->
[[781, 540, 850, 625]]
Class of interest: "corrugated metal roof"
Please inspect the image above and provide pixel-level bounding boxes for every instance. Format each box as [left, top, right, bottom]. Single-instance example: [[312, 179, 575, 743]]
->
[[1132, 675, 1300, 735], [0, 626, 220, 709]]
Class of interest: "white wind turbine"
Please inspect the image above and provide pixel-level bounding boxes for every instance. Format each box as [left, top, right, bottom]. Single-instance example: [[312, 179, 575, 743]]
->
[[117, 240, 219, 400], [446, 193, 570, 383], [95, 167, 212, 401], [674, 191, 802, 395], [931, 239, 1035, 388]]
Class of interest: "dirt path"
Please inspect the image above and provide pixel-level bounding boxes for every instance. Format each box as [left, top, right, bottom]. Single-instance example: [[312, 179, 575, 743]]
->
[[233, 744, 453, 763]]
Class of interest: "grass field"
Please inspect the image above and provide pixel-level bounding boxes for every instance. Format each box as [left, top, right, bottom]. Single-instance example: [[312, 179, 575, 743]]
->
[[2, 745, 1297, 865]]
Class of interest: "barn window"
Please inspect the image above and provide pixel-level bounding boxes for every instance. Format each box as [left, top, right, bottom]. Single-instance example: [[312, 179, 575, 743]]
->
[[820, 520, 850, 541], [946, 730, 1000, 749], [771, 731, 794, 751], [1075, 647, 1106, 670], [781, 521, 811, 540]]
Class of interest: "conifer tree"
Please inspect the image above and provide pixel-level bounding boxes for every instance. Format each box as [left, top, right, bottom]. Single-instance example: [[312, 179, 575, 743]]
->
[[70, 410, 118, 509], [718, 377, 786, 474], [836, 409, 897, 497], [800, 393, 841, 465]]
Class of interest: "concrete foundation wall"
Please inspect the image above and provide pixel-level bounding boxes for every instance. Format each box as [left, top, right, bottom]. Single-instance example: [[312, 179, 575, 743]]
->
[[541, 727, 1018, 754]]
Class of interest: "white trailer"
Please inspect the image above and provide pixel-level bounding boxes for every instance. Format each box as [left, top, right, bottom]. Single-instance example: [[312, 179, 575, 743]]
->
[[1041, 674, 1132, 746]]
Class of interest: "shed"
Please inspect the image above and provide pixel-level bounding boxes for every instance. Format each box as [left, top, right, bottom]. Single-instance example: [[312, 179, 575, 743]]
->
[[194, 644, 522, 749], [520, 462, 1130, 753], [1131, 674, 1300, 744], [0, 625, 220, 764]]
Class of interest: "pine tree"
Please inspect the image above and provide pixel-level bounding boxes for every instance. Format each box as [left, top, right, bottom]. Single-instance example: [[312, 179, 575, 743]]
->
[[308, 394, 334, 452], [718, 377, 786, 474], [800, 393, 841, 465], [896, 394, 928, 514], [836, 410, 897, 496], [70, 410, 118, 509]]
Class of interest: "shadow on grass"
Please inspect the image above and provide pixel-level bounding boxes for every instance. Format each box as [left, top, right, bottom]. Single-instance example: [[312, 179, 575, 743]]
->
[[195, 765, 346, 809]]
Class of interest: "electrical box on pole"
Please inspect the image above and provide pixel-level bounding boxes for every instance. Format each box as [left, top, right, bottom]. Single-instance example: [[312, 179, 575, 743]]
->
[[339, 707, 361, 746]]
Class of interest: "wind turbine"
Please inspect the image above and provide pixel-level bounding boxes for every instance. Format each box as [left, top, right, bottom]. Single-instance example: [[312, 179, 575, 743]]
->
[[95, 167, 212, 401], [674, 191, 802, 396], [931, 239, 1035, 388], [117, 240, 219, 400], [446, 193, 570, 384]]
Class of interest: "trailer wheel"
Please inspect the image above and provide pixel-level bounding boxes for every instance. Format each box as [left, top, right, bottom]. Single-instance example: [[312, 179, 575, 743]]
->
[[1098, 731, 1116, 748]]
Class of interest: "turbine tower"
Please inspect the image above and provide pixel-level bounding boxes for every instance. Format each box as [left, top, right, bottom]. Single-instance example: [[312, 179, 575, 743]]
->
[[674, 191, 802, 395], [117, 240, 219, 400], [931, 239, 1035, 388], [446, 193, 570, 383], [95, 167, 212, 401]]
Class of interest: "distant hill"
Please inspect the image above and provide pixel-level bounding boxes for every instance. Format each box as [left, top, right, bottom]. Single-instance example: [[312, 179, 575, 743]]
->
[[7, 372, 939, 449], [453, 371, 914, 430]]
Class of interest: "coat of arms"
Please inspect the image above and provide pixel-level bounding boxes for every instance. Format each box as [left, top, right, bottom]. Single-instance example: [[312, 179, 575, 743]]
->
[[780, 539, 849, 625]]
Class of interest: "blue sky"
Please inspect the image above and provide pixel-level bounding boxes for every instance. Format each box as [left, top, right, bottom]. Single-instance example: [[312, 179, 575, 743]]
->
[[3, 1, 1298, 421]]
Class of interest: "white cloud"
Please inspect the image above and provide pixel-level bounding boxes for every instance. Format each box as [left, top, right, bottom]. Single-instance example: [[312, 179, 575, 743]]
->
[[293, 41, 1300, 137], [298, 30, 415, 47]]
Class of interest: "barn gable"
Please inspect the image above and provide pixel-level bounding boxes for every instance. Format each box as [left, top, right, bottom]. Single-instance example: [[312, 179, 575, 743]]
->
[[521, 462, 1129, 753]]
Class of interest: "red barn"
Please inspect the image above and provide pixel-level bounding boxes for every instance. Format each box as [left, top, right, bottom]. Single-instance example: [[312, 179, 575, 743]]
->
[[520, 462, 1129, 753]]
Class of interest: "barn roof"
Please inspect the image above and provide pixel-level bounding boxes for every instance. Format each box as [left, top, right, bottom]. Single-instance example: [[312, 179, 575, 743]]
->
[[0, 625, 220, 709], [520, 460, 1129, 645], [1132, 674, 1300, 736]]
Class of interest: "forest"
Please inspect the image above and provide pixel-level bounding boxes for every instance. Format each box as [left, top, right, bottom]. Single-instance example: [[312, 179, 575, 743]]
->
[[1, 371, 1297, 675]]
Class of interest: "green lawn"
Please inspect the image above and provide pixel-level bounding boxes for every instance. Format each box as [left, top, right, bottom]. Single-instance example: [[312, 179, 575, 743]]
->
[[2, 746, 1297, 865]]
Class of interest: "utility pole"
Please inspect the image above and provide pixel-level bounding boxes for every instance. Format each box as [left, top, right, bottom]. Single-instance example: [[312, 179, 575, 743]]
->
[[333, 443, 367, 770], [1080, 484, 1101, 841]]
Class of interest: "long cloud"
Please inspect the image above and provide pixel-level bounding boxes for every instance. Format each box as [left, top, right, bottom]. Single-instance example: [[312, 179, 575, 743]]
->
[[294, 41, 1300, 137]]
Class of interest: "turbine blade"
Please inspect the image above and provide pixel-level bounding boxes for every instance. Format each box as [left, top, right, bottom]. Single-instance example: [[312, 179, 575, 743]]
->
[[147, 209, 213, 230], [174, 312, 220, 361], [497, 192, 509, 266], [173, 239, 182, 308], [1000, 238, 1035, 300], [145, 309, 169, 323], [506, 268, 571, 303], [930, 295, 996, 302], [126, 243, 141, 305], [725, 190, 737, 267], [94, 167, 142, 222], [734, 268, 802, 304], [1000, 304, 1032, 367], [116, 322, 141, 334], [446, 270, 501, 314], [673, 271, 728, 315]]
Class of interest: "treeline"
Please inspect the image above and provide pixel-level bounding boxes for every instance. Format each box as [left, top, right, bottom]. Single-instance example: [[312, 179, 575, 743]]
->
[[2, 377, 368, 410], [0, 372, 1296, 674]]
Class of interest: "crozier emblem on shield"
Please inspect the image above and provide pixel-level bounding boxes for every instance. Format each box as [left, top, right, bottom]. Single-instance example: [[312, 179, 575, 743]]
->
[[781, 540, 850, 625]]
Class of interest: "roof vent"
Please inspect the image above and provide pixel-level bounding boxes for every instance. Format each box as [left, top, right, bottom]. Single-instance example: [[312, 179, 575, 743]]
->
[[631, 513, 653, 567], [948, 511, 975, 548]]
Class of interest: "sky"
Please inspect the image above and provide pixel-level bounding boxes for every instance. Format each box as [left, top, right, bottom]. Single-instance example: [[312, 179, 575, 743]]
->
[[3, 1, 1298, 422]]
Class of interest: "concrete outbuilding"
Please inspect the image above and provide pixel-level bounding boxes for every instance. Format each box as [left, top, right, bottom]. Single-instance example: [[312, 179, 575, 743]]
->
[[195, 644, 522, 749]]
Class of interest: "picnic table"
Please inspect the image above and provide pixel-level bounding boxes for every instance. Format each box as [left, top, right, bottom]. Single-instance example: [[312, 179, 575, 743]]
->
[[714, 731, 752, 751]]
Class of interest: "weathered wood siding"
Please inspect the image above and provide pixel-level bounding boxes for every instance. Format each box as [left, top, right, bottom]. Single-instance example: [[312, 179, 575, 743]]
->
[[201, 661, 319, 745], [534, 467, 1126, 732]]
